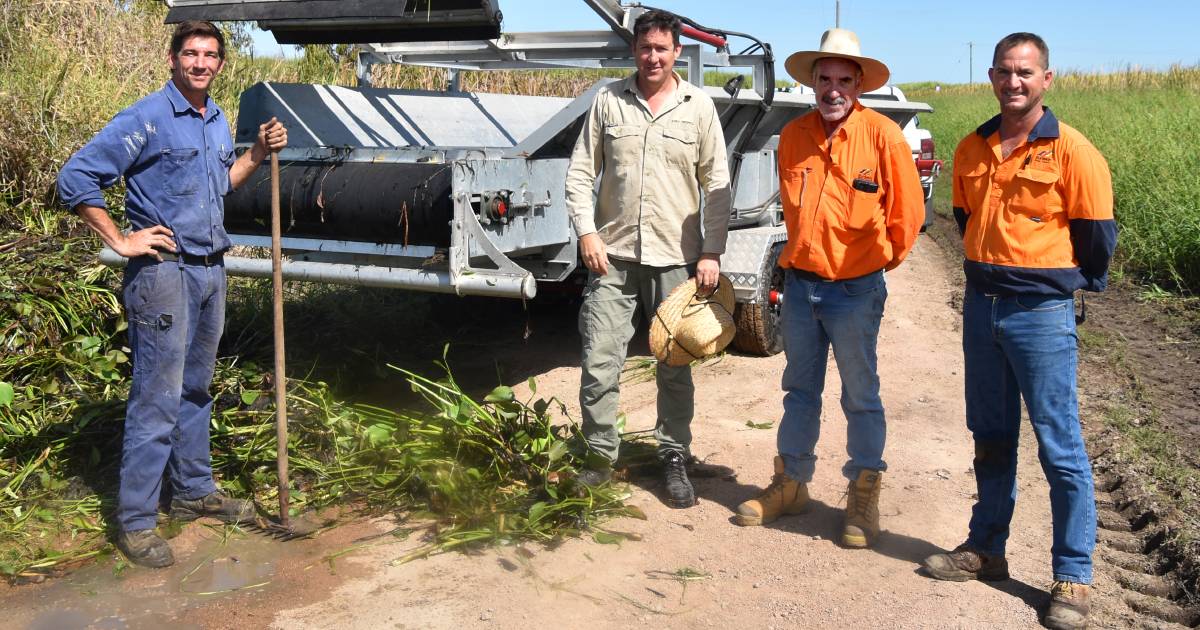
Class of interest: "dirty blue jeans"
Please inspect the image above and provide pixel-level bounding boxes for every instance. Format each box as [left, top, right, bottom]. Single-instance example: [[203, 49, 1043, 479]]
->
[[118, 257, 225, 532], [777, 269, 888, 483], [579, 257, 693, 464], [962, 285, 1095, 584]]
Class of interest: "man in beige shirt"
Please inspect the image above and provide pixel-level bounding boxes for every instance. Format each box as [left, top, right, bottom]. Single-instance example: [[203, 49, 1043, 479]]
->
[[564, 9, 731, 508]]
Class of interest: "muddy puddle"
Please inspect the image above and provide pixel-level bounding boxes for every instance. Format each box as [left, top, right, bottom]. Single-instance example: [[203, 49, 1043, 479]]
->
[[4, 520, 332, 630]]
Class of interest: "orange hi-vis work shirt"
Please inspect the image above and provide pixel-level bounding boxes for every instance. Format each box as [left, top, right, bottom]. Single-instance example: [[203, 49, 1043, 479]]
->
[[953, 108, 1116, 296], [777, 101, 925, 280]]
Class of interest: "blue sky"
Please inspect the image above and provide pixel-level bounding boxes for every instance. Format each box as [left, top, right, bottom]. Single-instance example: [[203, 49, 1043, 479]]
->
[[251, 0, 1199, 84]]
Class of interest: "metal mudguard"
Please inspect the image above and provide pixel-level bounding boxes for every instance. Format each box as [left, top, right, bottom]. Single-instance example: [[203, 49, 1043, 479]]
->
[[722, 226, 788, 303]]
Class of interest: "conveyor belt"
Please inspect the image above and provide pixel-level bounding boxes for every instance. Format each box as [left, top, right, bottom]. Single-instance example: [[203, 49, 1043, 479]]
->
[[224, 161, 453, 246]]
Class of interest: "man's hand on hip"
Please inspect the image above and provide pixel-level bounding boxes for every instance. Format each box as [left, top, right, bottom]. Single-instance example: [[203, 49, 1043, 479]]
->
[[696, 254, 721, 293], [117, 226, 177, 261], [75, 205, 176, 261], [579, 232, 608, 275]]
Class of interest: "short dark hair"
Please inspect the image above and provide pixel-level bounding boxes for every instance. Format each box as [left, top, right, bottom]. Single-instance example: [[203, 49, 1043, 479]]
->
[[633, 9, 682, 47], [170, 21, 226, 60], [993, 32, 1049, 70]]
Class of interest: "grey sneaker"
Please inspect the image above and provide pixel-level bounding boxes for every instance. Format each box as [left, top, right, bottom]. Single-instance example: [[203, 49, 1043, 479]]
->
[[116, 529, 175, 568], [170, 491, 257, 525], [662, 451, 696, 509], [921, 544, 1010, 582]]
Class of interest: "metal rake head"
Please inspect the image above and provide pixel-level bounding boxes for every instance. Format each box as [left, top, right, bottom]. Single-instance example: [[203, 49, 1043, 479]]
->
[[244, 515, 321, 541]]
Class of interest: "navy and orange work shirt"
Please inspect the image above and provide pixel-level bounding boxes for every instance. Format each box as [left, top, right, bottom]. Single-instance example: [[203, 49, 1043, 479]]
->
[[953, 107, 1117, 296], [777, 101, 925, 280]]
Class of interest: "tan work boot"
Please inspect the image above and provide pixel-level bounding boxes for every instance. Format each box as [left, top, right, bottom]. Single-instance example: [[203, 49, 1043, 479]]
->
[[921, 544, 1010, 581], [842, 469, 882, 548], [1043, 581, 1089, 630], [735, 456, 808, 526]]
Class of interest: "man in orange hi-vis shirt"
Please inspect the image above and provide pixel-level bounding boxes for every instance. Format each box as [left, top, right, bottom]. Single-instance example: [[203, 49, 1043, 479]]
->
[[733, 29, 924, 549], [921, 33, 1115, 630]]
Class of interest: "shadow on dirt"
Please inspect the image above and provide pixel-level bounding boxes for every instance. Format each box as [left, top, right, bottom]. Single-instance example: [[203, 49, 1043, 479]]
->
[[691, 472, 1047, 616]]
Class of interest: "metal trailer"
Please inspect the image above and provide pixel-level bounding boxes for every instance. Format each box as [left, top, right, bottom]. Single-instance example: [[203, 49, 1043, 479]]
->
[[151, 0, 933, 356]]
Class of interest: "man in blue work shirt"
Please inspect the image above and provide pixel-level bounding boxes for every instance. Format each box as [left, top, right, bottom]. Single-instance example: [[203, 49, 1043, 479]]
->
[[58, 21, 287, 568]]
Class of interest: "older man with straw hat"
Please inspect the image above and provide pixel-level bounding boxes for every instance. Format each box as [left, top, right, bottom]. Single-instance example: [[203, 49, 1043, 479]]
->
[[732, 28, 924, 548]]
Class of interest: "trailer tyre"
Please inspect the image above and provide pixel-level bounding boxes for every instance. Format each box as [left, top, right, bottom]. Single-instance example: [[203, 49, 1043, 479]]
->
[[732, 242, 785, 356]]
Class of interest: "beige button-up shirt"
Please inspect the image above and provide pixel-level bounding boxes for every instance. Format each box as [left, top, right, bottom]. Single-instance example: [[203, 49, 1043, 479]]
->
[[565, 73, 731, 267]]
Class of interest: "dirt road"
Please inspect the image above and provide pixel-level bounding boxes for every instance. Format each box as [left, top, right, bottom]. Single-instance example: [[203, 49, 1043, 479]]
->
[[268, 237, 1111, 629], [6, 237, 1142, 629]]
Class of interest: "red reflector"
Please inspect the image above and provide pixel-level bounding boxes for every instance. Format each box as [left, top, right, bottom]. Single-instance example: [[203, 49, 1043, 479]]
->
[[769, 289, 782, 305], [920, 138, 935, 161], [497, 201, 507, 216], [916, 159, 942, 177]]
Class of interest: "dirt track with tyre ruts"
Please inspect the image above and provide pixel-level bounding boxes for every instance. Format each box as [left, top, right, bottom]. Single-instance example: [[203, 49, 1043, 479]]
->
[[265, 236, 1159, 629], [6, 234, 1194, 629]]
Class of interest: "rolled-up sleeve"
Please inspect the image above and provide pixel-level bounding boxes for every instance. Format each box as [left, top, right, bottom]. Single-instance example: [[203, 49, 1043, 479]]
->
[[57, 108, 145, 212], [565, 96, 605, 238], [882, 136, 924, 270], [697, 104, 731, 255]]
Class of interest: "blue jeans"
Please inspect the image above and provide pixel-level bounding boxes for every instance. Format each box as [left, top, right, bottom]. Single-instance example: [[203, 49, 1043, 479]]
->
[[118, 258, 225, 532], [777, 270, 888, 483], [962, 285, 1095, 584]]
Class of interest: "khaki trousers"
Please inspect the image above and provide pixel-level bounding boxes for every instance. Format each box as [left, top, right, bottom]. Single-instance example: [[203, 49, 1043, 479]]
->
[[578, 257, 694, 463]]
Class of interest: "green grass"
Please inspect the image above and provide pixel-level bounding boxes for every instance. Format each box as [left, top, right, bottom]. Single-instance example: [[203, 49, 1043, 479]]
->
[[903, 66, 1200, 293]]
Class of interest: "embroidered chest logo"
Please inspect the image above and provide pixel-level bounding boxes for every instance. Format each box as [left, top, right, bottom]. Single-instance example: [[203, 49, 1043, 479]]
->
[[857, 168, 875, 179], [1034, 149, 1055, 163]]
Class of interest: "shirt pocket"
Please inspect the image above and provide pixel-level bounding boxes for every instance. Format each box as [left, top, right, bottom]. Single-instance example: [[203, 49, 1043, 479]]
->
[[161, 147, 200, 197], [660, 123, 699, 170], [1008, 168, 1062, 223], [603, 124, 644, 171], [780, 166, 809, 210], [958, 162, 990, 205], [847, 180, 882, 230]]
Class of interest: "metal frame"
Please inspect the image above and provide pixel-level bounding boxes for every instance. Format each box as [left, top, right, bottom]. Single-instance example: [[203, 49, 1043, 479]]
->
[[144, 0, 933, 306]]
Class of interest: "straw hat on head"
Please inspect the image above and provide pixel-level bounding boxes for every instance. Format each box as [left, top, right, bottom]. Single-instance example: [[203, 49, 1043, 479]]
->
[[649, 275, 737, 367], [784, 28, 891, 92]]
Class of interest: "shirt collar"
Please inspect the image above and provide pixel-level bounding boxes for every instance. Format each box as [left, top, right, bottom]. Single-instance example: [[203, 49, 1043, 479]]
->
[[164, 79, 221, 121], [975, 106, 1060, 141], [623, 71, 692, 104]]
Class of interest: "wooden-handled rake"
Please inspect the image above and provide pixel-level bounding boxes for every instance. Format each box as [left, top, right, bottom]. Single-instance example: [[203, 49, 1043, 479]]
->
[[251, 151, 315, 540]]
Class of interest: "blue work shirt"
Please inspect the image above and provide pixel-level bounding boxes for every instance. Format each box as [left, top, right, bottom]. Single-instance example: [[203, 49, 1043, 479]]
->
[[58, 80, 237, 256]]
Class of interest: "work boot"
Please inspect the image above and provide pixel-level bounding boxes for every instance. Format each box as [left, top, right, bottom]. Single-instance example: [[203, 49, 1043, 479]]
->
[[170, 490, 257, 525], [116, 529, 175, 568], [842, 469, 882, 548], [1043, 581, 1089, 630], [661, 450, 696, 508], [921, 544, 1010, 582], [576, 466, 613, 488], [735, 455, 808, 526]]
